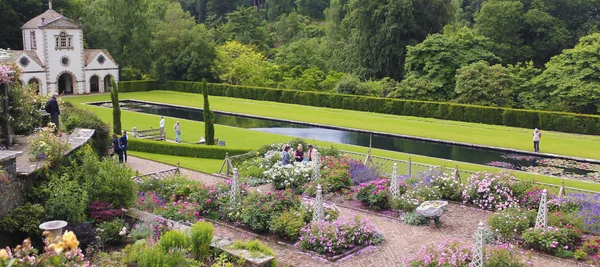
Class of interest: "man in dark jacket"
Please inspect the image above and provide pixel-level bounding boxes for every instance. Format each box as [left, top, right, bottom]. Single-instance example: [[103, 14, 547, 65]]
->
[[45, 94, 60, 134], [120, 131, 128, 163]]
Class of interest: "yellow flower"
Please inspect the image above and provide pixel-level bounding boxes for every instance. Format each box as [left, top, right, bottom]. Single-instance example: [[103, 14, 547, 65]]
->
[[48, 243, 63, 255], [0, 249, 8, 260], [62, 231, 79, 250]]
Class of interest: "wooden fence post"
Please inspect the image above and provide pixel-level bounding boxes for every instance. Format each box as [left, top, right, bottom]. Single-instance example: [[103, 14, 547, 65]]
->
[[407, 157, 412, 177]]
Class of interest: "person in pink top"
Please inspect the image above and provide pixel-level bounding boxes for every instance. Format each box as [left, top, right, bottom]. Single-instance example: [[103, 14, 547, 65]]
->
[[533, 128, 542, 152]]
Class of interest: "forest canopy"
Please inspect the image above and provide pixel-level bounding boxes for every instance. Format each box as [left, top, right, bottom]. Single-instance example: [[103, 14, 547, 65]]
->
[[2, 0, 599, 113]]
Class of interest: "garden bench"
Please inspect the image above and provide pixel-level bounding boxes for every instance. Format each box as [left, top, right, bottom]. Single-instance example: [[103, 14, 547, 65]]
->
[[134, 128, 165, 141]]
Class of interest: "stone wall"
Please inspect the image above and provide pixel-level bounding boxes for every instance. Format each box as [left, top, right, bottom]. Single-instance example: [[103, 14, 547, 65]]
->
[[0, 151, 24, 218]]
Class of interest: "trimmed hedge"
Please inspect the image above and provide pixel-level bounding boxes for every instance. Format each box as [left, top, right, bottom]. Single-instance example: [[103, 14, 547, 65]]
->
[[118, 80, 600, 135], [127, 138, 250, 159], [119, 80, 159, 92]]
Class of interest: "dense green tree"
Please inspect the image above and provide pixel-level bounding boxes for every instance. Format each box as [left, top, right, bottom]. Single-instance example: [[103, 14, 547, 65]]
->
[[343, 0, 454, 80], [273, 38, 328, 73], [273, 12, 309, 43], [151, 3, 216, 81], [219, 7, 270, 50], [509, 61, 543, 109], [202, 79, 215, 145], [214, 41, 278, 86], [392, 26, 500, 101], [265, 0, 295, 21], [454, 61, 516, 107], [297, 0, 329, 19], [279, 67, 326, 91], [110, 78, 121, 134], [0, 0, 72, 49], [81, 0, 169, 73], [532, 33, 600, 114]]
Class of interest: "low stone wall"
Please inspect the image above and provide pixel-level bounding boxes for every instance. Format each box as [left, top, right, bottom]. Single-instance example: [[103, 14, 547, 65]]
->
[[0, 151, 23, 217]]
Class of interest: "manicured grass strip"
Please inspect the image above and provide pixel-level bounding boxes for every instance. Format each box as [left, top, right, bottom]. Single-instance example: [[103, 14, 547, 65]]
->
[[65, 94, 600, 192], [67, 92, 600, 160], [128, 151, 224, 174]]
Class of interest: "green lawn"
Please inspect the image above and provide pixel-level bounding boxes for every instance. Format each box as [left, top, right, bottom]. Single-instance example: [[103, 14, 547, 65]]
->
[[68, 91, 600, 160], [64, 92, 600, 192], [128, 151, 224, 173]]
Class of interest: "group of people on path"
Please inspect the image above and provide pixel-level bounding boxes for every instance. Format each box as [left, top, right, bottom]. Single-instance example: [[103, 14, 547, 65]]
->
[[282, 144, 315, 165], [112, 131, 128, 164]]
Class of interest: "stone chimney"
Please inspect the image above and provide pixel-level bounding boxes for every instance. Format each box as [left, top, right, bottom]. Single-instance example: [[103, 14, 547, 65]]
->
[[49, 0, 53, 10], [41, 18, 45, 26]]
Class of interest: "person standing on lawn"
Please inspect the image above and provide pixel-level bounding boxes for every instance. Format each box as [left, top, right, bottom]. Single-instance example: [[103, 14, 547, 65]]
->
[[45, 94, 60, 135], [112, 133, 123, 164], [159, 116, 165, 138], [533, 128, 542, 152], [174, 121, 181, 143], [120, 131, 128, 163]]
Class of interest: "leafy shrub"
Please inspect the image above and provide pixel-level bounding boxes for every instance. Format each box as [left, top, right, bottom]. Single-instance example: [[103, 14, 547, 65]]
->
[[191, 221, 214, 260], [298, 217, 383, 255], [301, 205, 339, 223], [159, 230, 189, 252], [229, 240, 277, 267], [118, 80, 158, 92], [88, 201, 124, 223], [128, 138, 250, 159], [549, 211, 585, 231], [27, 124, 70, 166], [404, 239, 471, 266], [396, 183, 441, 212], [522, 226, 582, 255], [462, 171, 516, 211], [574, 249, 587, 260], [44, 176, 89, 224], [136, 245, 189, 267], [487, 207, 535, 241], [355, 179, 397, 210], [130, 223, 151, 242], [271, 210, 305, 241], [581, 236, 600, 255], [65, 223, 98, 250], [263, 162, 313, 192], [403, 212, 428, 226], [520, 187, 559, 211], [430, 171, 462, 201], [62, 106, 111, 156], [240, 190, 300, 232], [485, 244, 529, 266], [83, 157, 137, 207], [320, 156, 352, 192], [0, 203, 45, 236], [99, 219, 127, 245]]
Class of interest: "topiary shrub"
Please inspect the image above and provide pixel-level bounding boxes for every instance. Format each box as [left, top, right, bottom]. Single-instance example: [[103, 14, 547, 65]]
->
[[191, 221, 213, 260], [127, 138, 250, 159]]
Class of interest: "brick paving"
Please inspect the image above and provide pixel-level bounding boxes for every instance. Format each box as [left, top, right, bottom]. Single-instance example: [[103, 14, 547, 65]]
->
[[127, 156, 582, 267]]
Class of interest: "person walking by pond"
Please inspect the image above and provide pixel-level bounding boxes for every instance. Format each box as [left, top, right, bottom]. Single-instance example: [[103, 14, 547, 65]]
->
[[45, 94, 60, 135], [112, 133, 123, 164], [159, 116, 165, 138], [533, 128, 542, 152], [294, 144, 304, 162], [174, 121, 181, 143], [120, 131, 128, 163], [282, 145, 291, 165]]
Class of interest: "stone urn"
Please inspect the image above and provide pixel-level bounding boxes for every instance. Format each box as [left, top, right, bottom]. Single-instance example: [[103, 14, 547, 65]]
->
[[416, 200, 448, 227], [39, 220, 68, 241]]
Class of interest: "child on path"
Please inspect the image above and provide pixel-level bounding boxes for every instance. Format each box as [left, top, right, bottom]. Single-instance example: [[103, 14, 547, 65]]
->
[[533, 128, 542, 152]]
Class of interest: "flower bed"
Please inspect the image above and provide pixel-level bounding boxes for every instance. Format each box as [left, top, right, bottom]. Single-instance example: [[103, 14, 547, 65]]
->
[[134, 175, 383, 257]]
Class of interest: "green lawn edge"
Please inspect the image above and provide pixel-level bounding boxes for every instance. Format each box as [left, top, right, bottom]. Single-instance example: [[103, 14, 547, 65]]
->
[[65, 93, 600, 192], [128, 151, 224, 174], [69, 91, 600, 161]]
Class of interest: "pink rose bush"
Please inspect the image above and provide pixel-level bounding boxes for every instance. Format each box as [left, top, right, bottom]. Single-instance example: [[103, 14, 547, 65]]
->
[[462, 171, 517, 211]]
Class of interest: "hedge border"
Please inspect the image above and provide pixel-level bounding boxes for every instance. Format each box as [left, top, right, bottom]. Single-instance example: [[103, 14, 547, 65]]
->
[[127, 138, 250, 159], [117, 80, 600, 135]]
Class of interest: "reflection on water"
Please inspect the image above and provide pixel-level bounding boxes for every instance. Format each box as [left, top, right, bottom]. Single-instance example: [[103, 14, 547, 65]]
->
[[89, 100, 599, 178]]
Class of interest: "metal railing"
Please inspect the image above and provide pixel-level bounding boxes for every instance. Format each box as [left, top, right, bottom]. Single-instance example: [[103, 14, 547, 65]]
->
[[133, 164, 181, 183]]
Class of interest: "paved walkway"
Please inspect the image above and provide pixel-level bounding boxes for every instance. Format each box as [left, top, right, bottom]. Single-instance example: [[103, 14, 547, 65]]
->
[[126, 156, 582, 267]]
